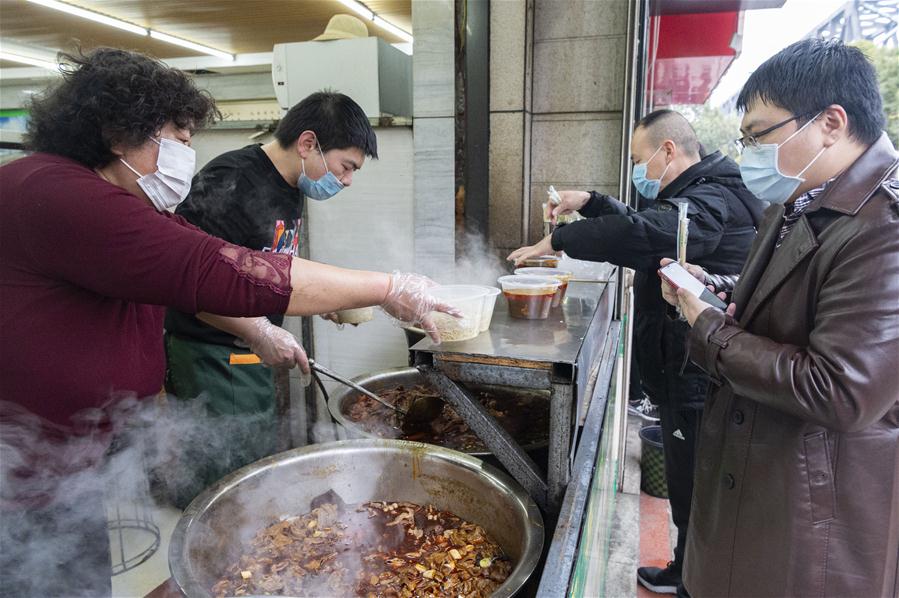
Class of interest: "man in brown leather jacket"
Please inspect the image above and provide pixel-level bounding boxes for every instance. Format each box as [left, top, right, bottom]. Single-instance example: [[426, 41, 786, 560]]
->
[[662, 39, 899, 597]]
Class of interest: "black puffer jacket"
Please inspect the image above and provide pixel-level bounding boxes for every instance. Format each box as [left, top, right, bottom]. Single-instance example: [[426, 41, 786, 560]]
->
[[551, 152, 763, 408]]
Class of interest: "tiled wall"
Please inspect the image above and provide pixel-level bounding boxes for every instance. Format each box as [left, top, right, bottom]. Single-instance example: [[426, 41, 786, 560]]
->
[[489, 0, 629, 253]]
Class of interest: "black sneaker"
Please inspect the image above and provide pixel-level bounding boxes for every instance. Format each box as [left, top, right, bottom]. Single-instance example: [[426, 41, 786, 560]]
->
[[628, 397, 660, 422], [637, 561, 682, 594]]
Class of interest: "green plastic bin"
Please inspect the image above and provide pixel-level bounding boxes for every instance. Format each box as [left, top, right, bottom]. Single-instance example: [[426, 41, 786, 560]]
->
[[639, 424, 668, 498]]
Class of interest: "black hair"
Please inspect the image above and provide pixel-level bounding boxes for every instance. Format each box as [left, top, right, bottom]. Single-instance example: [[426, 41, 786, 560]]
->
[[635, 109, 701, 157], [24, 48, 219, 168], [274, 90, 378, 159], [736, 38, 884, 145]]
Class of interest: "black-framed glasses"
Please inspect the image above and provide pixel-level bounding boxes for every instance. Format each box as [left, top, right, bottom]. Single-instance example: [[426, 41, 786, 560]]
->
[[734, 113, 809, 152]]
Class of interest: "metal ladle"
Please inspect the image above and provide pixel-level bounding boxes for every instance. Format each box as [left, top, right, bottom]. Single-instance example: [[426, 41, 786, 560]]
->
[[309, 360, 443, 431]]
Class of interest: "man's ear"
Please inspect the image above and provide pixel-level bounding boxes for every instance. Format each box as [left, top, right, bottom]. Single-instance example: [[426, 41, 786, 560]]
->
[[820, 104, 848, 147], [295, 130, 318, 159], [662, 139, 678, 161]]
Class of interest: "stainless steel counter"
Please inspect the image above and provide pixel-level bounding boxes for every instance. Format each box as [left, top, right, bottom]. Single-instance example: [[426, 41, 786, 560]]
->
[[411, 271, 618, 511], [411, 281, 609, 364]]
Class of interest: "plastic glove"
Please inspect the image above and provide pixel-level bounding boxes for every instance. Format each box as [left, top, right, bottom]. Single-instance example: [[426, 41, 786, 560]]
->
[[245, 318, 311, 374], [320, 312, 341, 324], [319, 312, 345, 330], [507, 234, 555, 266], [380, 272, 463, 343]]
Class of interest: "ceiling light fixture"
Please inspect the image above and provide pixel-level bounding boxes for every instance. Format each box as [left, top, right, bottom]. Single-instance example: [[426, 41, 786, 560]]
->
[[334, 0, 373, 21], [149, 31, 234, 62], [25, 0, 235, 61], [333, 0, 413, 44], [26, 0, 148, 36], [0, 50, 59, 71], [372, 16, 413, 43]]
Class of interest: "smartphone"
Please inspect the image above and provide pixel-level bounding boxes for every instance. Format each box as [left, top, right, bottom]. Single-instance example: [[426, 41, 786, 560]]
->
[[658, 262, 728, 310]]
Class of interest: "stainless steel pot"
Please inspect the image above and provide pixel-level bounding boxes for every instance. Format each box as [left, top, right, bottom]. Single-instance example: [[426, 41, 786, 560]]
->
[[327, 367, 548, 456], [169, 439, 544, 598]]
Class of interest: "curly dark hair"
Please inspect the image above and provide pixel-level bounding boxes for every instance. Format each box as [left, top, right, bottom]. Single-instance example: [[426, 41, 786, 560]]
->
[[25, 47, 220, 168]]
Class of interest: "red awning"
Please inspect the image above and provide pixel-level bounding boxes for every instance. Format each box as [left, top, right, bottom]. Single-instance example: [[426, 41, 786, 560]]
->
[[648, 11, 740, 106]]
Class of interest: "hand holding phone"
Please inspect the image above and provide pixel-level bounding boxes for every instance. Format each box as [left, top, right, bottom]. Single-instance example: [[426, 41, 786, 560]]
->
[[658, 261, 728, 310]]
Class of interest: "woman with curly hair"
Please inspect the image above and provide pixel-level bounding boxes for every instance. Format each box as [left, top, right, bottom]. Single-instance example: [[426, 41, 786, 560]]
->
[[0, 48, 455, 596]]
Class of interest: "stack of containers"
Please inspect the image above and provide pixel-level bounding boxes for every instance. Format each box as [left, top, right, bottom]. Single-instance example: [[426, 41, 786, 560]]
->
[[513, 267, 573, 307]]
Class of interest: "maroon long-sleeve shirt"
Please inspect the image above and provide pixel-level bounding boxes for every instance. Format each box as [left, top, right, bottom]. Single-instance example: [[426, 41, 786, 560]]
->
[[0, 153, 293, 428]]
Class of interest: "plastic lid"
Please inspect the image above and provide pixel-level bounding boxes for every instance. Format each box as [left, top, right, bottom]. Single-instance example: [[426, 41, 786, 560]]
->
[[520, 255, 560, 266], [514, 267, 573, 279], [497, 275, 563, 291], [431, 285, 491, 301], [442, 284, 501, 297]]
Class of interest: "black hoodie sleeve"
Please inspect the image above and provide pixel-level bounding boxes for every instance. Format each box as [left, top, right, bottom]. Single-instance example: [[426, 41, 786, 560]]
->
[[551, 190, 729, 271], [578, 191, 632, 218]]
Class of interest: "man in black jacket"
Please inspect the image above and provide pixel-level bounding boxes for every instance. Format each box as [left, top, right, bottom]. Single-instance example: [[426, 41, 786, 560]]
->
[[509, 109, 763, 595]]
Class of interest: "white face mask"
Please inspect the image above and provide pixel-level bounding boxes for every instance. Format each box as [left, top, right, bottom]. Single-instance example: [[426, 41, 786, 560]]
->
[[120, 137, 196, 211]]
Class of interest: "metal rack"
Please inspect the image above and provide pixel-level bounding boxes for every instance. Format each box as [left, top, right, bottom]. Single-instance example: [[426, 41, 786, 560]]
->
[[411, 273, 618, 512], [104, 432, 161, 576]]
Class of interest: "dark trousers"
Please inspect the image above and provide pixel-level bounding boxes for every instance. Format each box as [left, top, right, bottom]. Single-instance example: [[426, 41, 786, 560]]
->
[[629, 349, 645, 402], [657, 405, 702, 569], [158, 334, 277, 509]]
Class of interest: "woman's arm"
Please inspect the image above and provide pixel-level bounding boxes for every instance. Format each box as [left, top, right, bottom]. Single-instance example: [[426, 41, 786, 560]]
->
[[283, 263, 458, 342], [284, 259, 390, 315], [24, 169, 456, 340]]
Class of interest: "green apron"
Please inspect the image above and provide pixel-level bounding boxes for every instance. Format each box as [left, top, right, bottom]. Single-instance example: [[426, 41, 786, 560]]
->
[[157, 333, 277, 509]]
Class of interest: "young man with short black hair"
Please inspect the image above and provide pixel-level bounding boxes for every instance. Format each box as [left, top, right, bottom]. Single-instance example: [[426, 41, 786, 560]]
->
[[664, 38, 899, 597], [160, 91, 378, 508]]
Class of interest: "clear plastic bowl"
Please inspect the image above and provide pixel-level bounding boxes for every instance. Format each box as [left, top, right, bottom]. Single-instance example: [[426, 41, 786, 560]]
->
[[335, 307, 374, 324], [444, 285, 501, 332], [514, 267, 573, 307], [478, 287, 502, 331], [497, 275, 562, 320], [429, 285, 488, 342]]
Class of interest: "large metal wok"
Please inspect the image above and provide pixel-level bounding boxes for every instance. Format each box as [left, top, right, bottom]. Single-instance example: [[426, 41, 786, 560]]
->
[[169, 439, 544, 597], [327, 367, 549, 456]]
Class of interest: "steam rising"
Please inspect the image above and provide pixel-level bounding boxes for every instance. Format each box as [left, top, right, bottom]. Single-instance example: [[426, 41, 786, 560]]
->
[[0, 219, 514, 594], [449, 232, 511, 288], [0, 393, 280, 597]]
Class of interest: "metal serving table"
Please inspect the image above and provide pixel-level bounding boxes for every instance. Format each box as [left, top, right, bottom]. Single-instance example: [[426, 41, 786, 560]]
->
[[411, 270, 617, 512]]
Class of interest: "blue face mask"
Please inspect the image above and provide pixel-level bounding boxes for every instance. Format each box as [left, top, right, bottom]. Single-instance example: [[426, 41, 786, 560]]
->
[[298, 143, 344, 201], [739, 113, 825, 205], [631, 145, 670, 200]]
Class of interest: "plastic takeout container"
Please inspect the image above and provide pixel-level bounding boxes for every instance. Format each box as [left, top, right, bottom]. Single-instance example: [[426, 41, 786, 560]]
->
[[429, 285, 488, 342], [335, 307, 374, 325], [444, 285, 501, 332], [519, 255, 560, 269], [514, 267, 573, 307], [497, 275, 562, 320]]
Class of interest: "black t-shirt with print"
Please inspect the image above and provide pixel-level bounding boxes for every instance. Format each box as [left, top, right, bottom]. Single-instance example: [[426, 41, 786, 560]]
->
[[165, 144, 304, 346]]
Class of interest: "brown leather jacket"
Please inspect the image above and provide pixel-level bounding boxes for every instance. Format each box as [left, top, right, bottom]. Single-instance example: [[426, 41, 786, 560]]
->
[[684, 133, 899, 597]]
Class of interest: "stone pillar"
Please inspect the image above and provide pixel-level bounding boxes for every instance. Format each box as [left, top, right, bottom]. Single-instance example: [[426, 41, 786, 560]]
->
[[412, 0, 457, 278], [488, 0, 534, 254], [489, 0, 630, 252]]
